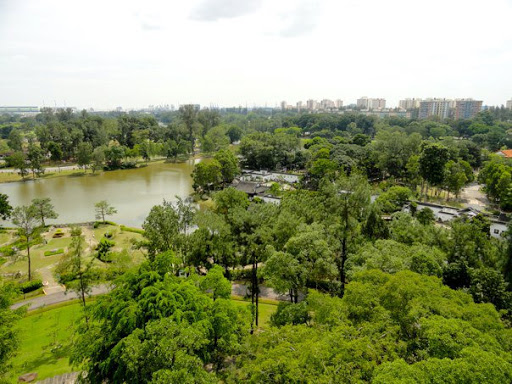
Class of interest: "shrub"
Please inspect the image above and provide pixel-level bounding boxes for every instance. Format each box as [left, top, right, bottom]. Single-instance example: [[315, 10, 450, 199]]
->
[[270, 301, 310, 327], [120, 225, 145, 235], [19, 279, 43, 294], [44, 248, 64, 256]]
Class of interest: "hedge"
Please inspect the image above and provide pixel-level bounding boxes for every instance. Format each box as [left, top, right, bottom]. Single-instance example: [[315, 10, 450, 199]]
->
[[19, 279, 43, 294]]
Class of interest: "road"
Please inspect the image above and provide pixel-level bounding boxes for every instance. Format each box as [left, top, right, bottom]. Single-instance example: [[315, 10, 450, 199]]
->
[[0, 165, 80, 173], [11, 282, 292, 311], [11, 284, 110, 311]]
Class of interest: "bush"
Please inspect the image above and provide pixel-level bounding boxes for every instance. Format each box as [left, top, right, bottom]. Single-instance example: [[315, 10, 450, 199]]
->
[[120, 225, 145, 235], [44, 248, 64, 256], [270, 301, 310, 327], [19, 279, 43, 294]]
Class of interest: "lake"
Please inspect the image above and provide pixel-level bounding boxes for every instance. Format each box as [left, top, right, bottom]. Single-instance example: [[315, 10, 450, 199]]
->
[[0, 160, 196, 228]]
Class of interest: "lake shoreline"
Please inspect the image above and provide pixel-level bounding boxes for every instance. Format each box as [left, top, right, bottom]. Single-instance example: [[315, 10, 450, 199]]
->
[[0, 156, 194, 185]]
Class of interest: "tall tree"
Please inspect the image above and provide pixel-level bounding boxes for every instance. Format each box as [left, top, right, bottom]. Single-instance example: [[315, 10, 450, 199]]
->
[[0, 278, 23, 383], [31, 197, 58, 227], [76, 141, 93, 171], [0, 194, 12, 221], [7, 151, 28, 179], [322, 174, 370, 297], [55, 227, 95, 320], [7, 129, 22, 151], [11, 206, 38, 280], [179, 104, 198, 153], [94, 200, 117, 223], [27, 143, 45, 179]]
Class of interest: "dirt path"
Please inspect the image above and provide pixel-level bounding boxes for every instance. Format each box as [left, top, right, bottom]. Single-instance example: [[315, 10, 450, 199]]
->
[[460, 182, 490, 211]]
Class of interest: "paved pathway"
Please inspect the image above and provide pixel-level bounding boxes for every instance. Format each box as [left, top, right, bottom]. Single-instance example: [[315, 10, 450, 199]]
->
[[460, 182, 489, 211], [11, 284, 110, 311], [11, 281, 292, 311]]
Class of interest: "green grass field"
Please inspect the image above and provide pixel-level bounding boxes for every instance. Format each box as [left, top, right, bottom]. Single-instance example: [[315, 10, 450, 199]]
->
[[9, 297, 277, 382], [1, 236, 73, 274], [9, 302, 83, 382]]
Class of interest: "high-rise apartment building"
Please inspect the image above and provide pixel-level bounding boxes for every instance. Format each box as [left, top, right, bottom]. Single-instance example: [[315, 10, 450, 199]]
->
[[507, 99, 512, 110], [455, 99, 482, 119], [370, 98, 386, 110], [418, 98, 452, 119], [335, 99, 343, 108], [320, 99, 335, 109], [280, 101, 287, 111], [357, 97, 385, 110], [399, 98, 422, 110], [306, 99, 317, 110]]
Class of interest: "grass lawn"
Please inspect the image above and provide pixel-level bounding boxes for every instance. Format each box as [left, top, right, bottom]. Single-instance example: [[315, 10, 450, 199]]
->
[[9, 302, 84, 382], [231, 298, 278, 327], [1, 236, 73, 274], [94, 224, 145, 262]]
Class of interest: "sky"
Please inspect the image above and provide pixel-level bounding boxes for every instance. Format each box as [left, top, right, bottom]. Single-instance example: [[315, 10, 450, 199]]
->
[[0, 0, 511, 110]]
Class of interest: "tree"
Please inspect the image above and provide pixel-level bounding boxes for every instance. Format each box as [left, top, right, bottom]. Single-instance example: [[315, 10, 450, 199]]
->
[[7, 129, 22, 151], [55, 227, 95, 318], [179, 104, 199, 153], [416, 207, 435, 225], [7, 151, 28, 179], [11, 205, 38, 280], [214, 149, 239, 186], [76, 141, 93, 171], [104, 145, 125, 169], [443, 160, 465, 199], [31, 197, 58, 227], [322, 174, 371, 297], [142, 200, 180, 258], [91, 146, 105, 173], [0, 194, 12, 221], [70, 253, 248, 383], [0, 278, 23, 383], [94, 200, 117, 223], [227, 125, 243, 143], [27, 143, 44, 179], [47, 141, 63, 164], [419, 142, 450, 195], [192, 160, 222, 194], [264, 251, 308, 303]]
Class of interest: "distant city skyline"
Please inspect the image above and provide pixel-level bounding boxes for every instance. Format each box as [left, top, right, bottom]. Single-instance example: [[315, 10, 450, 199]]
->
[[1, 0, 511, 110]]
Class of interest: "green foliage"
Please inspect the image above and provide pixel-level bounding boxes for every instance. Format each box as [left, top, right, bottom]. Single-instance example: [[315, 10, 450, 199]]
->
[[270, 301, 310, 327], [31, 197, 58, 227], [43, 248, 64, 256], [18, 279, 43, 293], [96, 237, 115, 262], [71, 254, 249, 382], [376, 186, 412, 213], [0, 193, 12, 220], [231, 271, 512, 383], [0, 278, 24, 383], [94, 200, 117, 223]]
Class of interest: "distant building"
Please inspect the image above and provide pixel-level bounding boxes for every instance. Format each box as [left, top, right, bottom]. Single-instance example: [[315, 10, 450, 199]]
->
[[280, 101, 287, 111], [296, 101, 303, 111], [497, 149, 512, 158], [357, 97, 385, 110], [418, 98, 452, 119], [320, 99, 335, 109], [0, 106, 39, 114], [507, 99, 512, 110], [335, 99, 343, 108], [455, 99, 482, 119], [399, 98, 422, 110], [357, 97, 369, 109], [306, 99, 317, 110]]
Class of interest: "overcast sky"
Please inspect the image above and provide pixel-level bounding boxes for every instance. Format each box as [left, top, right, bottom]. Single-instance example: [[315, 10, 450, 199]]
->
[[1, 0, 511, 109]]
